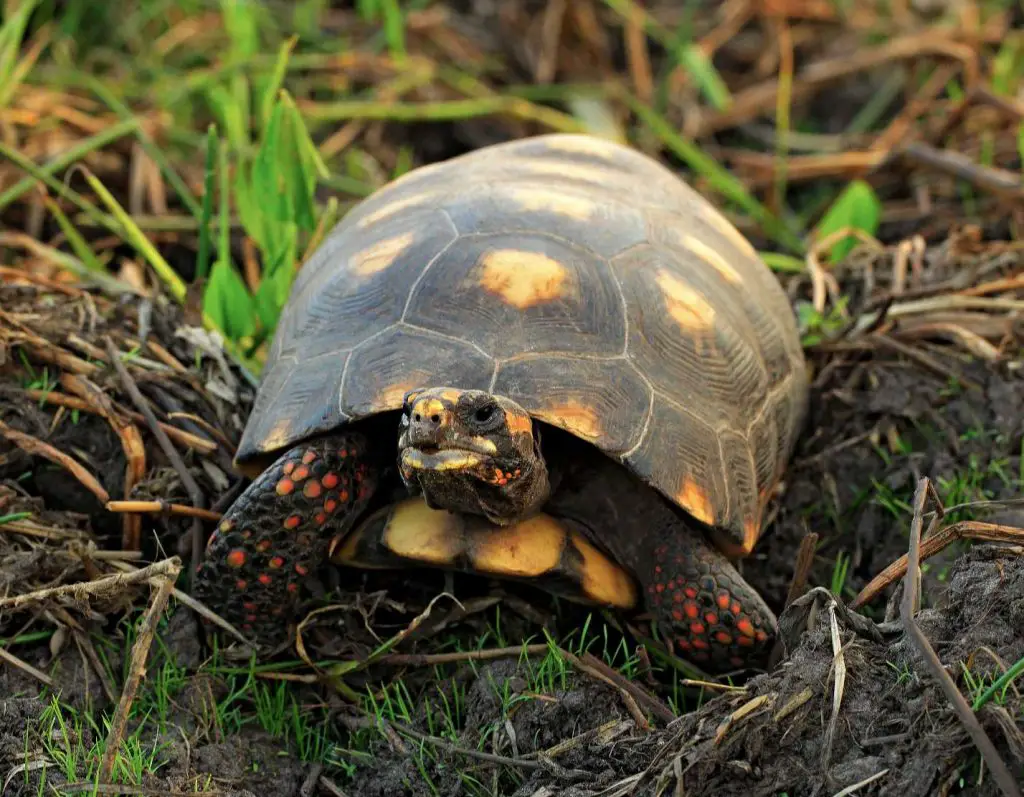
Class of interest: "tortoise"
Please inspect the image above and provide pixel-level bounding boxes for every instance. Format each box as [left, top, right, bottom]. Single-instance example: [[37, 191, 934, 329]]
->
[[191, 133, 809, 673]]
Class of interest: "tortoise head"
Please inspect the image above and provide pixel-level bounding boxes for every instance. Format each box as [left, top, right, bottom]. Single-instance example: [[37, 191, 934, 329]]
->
[[397, 387, 550, 525]]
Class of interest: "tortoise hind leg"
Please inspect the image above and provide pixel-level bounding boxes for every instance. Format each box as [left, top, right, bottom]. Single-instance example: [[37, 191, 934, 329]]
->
[[640, 530, 777, 672], [192, 432, 378, 650]]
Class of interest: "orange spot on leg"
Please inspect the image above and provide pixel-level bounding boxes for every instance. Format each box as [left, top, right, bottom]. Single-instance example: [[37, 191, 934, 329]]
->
[[226, 550, 246, 567], [258, 573, 272, 585], [276, 478, 295, 496], [303, 480, 322, 498], [284, 515, 302, 529]]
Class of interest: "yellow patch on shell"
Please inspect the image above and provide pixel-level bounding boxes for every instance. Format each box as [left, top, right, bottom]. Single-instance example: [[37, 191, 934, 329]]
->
[[698, 205, 758, 260], [352, 231, 416, 276], [741, 515, 761, 554], [381, 501, 463, 565], [680, 233, 743, 285], [656, 270, 716, 332], [534, 399, 603, 443], [242, 416, 295, 474], [516, 158, 611, 187], [469, 515, 564, 577], [538, 135, 618, 160], [569, 533, 638, 608], [479, 249, 569, 309], [373, 380, 427, 412], [507, 186, 599, 222], [356, 192, 439, 229], [676, 476, 715, 526]]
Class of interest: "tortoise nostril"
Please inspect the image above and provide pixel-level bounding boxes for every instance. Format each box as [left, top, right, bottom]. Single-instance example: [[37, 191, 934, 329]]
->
[[413, 413, 421, 422], [430, 414, 441, 424]]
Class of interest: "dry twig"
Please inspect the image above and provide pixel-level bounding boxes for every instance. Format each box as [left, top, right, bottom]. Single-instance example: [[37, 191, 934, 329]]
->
[[97, 560, 180, 782], [899, 479, 1020, 797]]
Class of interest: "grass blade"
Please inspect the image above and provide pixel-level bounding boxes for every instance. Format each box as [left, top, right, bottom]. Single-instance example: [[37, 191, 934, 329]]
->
[[81, 168, 187, 303], [195, 124, 219, 282], [625, 96, 804, 253], [0, 118, 140, 212]]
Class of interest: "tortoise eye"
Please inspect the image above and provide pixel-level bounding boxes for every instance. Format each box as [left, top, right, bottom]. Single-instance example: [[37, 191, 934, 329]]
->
[[474, 405, 494, 423]]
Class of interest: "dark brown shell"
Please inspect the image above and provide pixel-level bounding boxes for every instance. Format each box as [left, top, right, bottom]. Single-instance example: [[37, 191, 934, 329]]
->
[[235, 134, 808, 556]]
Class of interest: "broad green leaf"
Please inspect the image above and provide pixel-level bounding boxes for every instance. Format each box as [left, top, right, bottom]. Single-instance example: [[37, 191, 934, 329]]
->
[[204, 84, 247, 152], [254, 226, 298, 332], [812, 180, 881, 264], [203, 259, 255, 340], [220, 0, 260, 60]]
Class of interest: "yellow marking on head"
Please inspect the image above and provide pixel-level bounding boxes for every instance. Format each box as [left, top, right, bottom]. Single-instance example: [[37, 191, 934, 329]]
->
[[680, 234, 743, 284], [352, 231, 416, 276], [505, 411, 533, 437], [569, 533, 638, 609], [479, 249, 568, 309], [676, 476, 715, 526], [412, 397, 447, 420], [656, 270, 716, 332], [507, 186, 599, 222], [539, 135, 618, 160], [698, 205, 758, 259], [469, 514, 564, 577], [470, 435, 498, 454], [534, 399, 603, 443], [438, 388, 462, 403], [356, 192, 438, 229], [382, 500, 465, 565], [402, 449, 483, 471]]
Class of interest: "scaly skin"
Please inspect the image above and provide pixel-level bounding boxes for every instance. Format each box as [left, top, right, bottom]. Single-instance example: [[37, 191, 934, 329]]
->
[[641, 536, 775, 671], [192, 432, 377, 649], [543, 445, 777, 673], [196, 388, 776, 671]]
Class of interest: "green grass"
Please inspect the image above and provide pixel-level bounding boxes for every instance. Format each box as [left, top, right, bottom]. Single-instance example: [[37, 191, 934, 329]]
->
[[2, 0, 1024, 793]]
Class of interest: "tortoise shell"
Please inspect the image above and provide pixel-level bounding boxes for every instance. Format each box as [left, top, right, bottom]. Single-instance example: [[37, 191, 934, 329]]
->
[[235, 134, 808, 557]]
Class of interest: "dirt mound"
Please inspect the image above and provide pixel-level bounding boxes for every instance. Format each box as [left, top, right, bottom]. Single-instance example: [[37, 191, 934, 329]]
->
[[1, 231, 1022, 796]]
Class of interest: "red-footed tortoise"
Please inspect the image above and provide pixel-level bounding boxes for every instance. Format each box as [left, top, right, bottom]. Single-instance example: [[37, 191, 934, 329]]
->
[[192, 133, 808, 673]]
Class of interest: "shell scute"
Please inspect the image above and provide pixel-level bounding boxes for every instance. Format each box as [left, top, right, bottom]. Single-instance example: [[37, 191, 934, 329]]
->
[[239, 134, 808, 553]]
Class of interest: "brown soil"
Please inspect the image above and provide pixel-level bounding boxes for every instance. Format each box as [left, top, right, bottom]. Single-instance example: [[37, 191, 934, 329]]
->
[[0, 235, 1022, 797]]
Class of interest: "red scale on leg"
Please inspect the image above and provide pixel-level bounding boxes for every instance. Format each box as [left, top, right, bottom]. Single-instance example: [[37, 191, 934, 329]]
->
[[644, 528, 777, 673], [191, 431, 378, 652]]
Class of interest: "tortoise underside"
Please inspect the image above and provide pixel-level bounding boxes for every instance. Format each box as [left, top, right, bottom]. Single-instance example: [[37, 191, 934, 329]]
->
[[236, 134, 808, 555]]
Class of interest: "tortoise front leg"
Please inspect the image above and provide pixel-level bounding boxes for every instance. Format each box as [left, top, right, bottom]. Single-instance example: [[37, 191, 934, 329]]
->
[[192, 432, 378, 650], [638, 529, 777, 672]]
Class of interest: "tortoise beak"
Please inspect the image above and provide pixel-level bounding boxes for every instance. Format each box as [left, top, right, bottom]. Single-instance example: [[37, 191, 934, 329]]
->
[[399, 416, 497, 473]]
